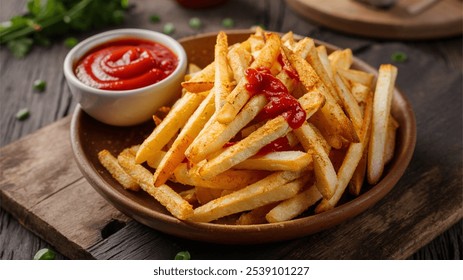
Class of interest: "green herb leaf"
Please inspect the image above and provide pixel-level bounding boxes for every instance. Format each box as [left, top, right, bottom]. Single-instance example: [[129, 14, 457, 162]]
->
[[163, 23, 175, 35], [174, 251, 191, 260], [221, 18, 234, 28], [33, 79, 47, 92], [64, 37, 78, 48], [7, 38, 33, 58], [189, 17, 202, 29], [16, 108, 30, 121], [150, 14, 160, 24], [391, 51, 407, 63], [33, 248, 56, 260]]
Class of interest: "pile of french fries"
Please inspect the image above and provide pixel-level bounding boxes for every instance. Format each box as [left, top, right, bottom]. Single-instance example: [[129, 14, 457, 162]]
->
[[98, 28, 399, 224]]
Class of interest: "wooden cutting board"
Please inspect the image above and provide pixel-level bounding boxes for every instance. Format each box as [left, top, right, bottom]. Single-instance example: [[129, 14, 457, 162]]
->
[[285, 0, 463, 40], [0, 116, 462, 259]]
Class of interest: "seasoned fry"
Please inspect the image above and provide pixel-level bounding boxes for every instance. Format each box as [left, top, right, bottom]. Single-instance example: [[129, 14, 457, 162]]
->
[[384, 116, 399, 165], [368, 64, 398, 184], [118, 149, 193, 220], [98, 149, 140, 191], [234, 151, 313, 172], [294, 122, 337, 199], [213, 31, 231, 110], [337, 68, 374, 89], [266, 184, 322, 223]]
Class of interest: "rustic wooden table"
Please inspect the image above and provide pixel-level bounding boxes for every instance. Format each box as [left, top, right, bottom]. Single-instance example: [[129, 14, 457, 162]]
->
[[1, 0, 461, 260]]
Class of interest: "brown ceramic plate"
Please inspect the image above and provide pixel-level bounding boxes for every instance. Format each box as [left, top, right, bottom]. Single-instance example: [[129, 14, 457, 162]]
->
[[70, 30, 416, 244]]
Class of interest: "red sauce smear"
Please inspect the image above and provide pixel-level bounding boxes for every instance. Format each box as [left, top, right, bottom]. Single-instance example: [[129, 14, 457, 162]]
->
[[245, 67, 306, 129], [277, 53, 299, 81], [74, 38, 178, 90]]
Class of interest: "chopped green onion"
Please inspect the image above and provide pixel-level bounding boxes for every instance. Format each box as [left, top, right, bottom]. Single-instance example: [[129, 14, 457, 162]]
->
[[163, 23, 175, 35], [174, 251, 191, 260], [33, 248, 56, 260], [221, 18, 234, 28], [33, 79, 46, 92], [150, 15, 161, 24], [189, 17, 202, 29], [391, 51, 407, 63], [16, 108, 30, 121], [121, 0, 129, 9], [64, 37, 78, 48]]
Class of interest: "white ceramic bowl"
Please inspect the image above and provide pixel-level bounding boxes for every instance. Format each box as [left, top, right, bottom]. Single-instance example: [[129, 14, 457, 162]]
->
[[64, 29, 187, 126]]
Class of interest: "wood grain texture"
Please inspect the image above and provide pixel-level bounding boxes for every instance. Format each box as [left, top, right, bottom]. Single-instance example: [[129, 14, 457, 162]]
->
[[285, 0, 463, 39], [0, 0, 461, 260]]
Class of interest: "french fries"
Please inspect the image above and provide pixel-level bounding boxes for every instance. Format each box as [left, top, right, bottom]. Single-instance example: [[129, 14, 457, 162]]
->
[[98, 30, 400, 225]]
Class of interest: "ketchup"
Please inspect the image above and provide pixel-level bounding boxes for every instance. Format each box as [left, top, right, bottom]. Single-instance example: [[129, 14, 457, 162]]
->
[[74, 38, 178, 90], [245, 67, 306, 129]]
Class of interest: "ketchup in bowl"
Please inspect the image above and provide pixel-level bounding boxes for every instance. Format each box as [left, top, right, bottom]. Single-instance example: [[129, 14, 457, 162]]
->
[[74, 38, 178, 91]]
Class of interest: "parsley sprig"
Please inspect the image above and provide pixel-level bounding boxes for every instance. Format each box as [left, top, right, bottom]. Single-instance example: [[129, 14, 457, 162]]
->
[[0, 0, 129, 58]]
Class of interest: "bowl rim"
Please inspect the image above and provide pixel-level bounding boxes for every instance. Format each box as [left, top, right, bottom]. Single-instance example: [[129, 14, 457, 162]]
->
[[63, 28, 187, 96], [70, 30, 417, 243]]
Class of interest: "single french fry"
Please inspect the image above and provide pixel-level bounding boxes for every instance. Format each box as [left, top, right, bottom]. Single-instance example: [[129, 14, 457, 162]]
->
[[266, 184, 322, 223], [334, 73, 363, 134], [189, 171, 307, 223], [329, 49, 353, 72], [316, 45, 334, 82], [316, 89, 373, 212], [154, 184, 194, 220], [98, 149, 140, 191], [135, 92, 204, 164], [337, 68, 374, 89], [218, 33, 281, 124], [368, 64, 398, 184], [294, 122, 337, 199], [384, 116, 399, 165], [228, 43, 252, 82], [173, 163, 268, 190], [349, 94, 374, 195], [153, 90, 216, 187], [237, 203, 279, 225], [213, 32, 231, 110], [234, 151, 313, 172]]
